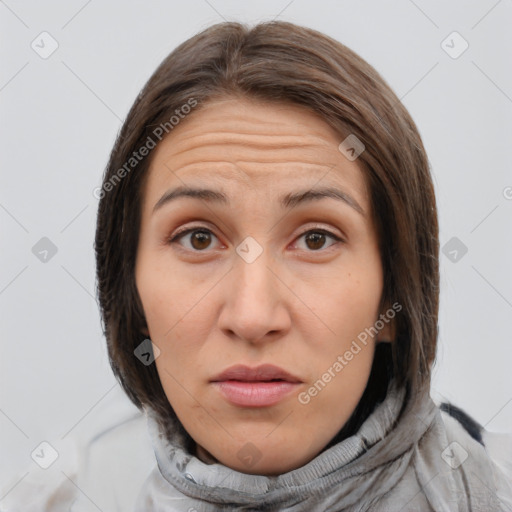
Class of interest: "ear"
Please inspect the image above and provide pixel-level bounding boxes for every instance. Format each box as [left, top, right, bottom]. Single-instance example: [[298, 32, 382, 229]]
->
[[376, 321, 395, 343], [376, 304, 397, 343]]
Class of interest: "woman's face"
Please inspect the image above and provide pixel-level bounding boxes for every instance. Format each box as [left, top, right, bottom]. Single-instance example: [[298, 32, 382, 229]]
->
[[135, 97, 391, 475]]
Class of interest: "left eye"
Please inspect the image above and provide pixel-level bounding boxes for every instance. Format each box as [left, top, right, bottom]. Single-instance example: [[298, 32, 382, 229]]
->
[[295, 230, 342, 251]]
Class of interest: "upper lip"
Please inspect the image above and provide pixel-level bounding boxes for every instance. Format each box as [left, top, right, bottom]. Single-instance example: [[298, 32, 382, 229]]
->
[[211, 364, 302, 383]]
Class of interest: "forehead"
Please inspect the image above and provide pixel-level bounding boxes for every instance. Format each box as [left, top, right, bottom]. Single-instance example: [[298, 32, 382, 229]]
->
[[143, 97, 369, 211]]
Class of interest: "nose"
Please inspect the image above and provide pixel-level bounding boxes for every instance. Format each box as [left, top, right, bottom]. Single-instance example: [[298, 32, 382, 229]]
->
[[217, 246, 291, 345]]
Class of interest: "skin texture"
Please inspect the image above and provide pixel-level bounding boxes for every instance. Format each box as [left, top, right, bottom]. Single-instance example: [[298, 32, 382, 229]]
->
[[135, 96, 393, 475]]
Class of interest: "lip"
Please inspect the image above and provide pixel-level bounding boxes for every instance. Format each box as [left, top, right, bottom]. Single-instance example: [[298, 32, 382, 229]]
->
[[210, 364, 302, 407], [211, 364, 302, 383]]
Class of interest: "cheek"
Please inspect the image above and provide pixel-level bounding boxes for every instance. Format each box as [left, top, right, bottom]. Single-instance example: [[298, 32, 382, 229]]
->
[[137, 266, 215, 377], [137, 255, 196, 337], [297, 256, 382, 389], [307, 265, 383, 342], [343, 252, 383, 320], [313, 347, 375, 429], [300, 286, 378, 420]]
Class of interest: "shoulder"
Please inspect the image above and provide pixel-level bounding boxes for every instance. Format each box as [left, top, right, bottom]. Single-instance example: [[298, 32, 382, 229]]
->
[[0, 384, 156, 512], [439, 402, 484, 444], [438, 400, 512, 509]]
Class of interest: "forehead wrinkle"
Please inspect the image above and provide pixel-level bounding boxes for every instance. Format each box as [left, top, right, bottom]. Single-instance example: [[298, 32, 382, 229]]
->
[[159, 130, 334, 156], [164, 160, 339, 174], [161, 161, 343, 189], [156, 141, 339, 179]]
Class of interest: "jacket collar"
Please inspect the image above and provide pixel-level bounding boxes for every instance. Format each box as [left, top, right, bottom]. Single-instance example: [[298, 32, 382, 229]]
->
[[142, 380, 439, 509]]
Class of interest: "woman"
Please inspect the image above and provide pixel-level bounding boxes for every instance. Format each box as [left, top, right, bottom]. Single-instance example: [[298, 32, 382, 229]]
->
[[3, 20, 511, 512]]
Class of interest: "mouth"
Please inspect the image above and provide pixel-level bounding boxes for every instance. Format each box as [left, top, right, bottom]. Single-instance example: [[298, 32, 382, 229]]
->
[[210, 364, 302, 407]]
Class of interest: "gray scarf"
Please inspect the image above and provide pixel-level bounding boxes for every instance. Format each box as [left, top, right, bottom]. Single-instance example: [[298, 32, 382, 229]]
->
[[135, 381, 503, 511]]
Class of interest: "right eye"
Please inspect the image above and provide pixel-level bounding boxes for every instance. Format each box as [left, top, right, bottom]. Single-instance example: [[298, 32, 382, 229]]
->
[[168, 227, 222, 251]]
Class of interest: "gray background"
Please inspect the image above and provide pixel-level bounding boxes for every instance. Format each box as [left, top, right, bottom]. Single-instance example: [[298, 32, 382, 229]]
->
[[1, 0, 511, 490]]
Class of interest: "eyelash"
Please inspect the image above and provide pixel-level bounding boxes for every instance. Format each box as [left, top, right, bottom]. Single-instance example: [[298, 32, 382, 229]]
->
[[167, 226, 344, 252]]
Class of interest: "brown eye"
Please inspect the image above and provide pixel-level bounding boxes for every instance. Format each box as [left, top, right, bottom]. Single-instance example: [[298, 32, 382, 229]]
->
[[296, 230, 341, 252], [189, 230, 212, 250], [305, 232, 327, 250], [170, 228, 219, 251]]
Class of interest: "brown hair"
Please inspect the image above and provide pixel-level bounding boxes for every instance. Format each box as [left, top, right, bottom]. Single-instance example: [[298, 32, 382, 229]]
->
[[95, 21, 439, 432]]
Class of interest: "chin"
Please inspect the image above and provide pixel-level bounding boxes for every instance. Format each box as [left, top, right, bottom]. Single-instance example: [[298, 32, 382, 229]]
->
[[228, 455, 308, 476], [209, 441, 320, 476]]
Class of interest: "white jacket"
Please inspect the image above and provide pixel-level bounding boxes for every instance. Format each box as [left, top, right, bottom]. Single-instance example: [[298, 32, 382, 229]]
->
[[1, 383, 511, 511]]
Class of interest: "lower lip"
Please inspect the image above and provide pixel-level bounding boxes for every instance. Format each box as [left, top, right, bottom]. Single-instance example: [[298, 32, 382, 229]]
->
[[212, 380, 300, 407]]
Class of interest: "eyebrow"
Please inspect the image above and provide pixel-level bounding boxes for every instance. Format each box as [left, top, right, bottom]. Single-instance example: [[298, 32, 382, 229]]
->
[[152, 185, 365, 216]]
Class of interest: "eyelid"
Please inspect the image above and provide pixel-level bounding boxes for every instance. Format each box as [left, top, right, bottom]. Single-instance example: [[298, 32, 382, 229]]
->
[[167, 224, 221, 245], [295, 224, 345, 243]]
